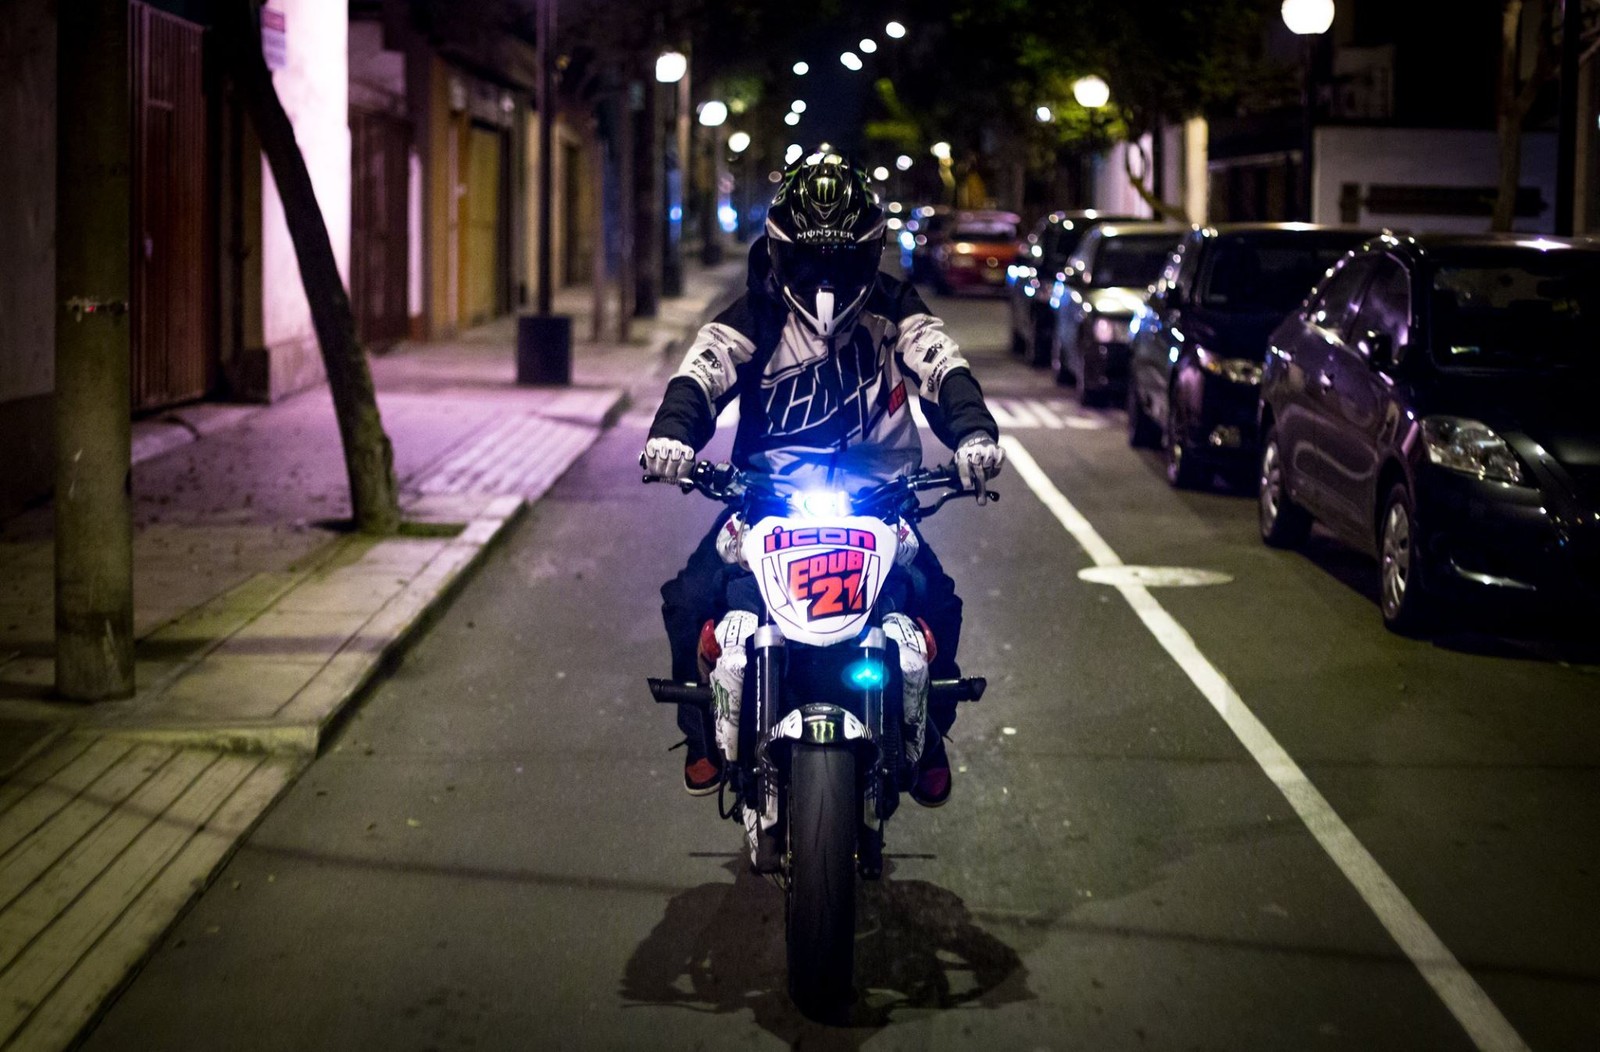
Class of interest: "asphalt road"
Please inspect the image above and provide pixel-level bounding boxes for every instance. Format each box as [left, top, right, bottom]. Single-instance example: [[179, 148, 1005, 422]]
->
[[83, 286, 1600, 1051]]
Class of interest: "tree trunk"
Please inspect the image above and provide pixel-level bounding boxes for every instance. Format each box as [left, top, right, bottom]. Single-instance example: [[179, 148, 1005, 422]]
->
[[55, 0, 134, 700], [617, 88, 635, 342], [1494, 0, 1529, 231], [1123, 139, 1190, 224], [218, 0, 399, 533]]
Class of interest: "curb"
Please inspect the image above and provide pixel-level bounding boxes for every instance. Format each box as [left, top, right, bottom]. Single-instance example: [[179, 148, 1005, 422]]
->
[[87, 497, 528, 758]]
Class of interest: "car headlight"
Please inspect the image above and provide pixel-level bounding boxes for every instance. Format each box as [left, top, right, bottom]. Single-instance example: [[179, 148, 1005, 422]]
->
[[1091, 317, 1126, 344], [1195, 346, 1263, 385], [1420, 417, 1526, 485]]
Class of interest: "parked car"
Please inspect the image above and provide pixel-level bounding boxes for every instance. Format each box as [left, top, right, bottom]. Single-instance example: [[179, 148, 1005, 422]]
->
[[899, 205, 953, 284], [1127, 223, 1377, 489], [1258, 232, 1600, 633], [1007, 210, 1137, 367], [1049, 222, 1182, 404], [927, 210, 1021, 295]]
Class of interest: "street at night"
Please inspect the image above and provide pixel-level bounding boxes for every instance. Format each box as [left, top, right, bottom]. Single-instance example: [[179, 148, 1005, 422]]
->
[[70, 291, 1599, 1051], [5, 1, 1600, 1049]]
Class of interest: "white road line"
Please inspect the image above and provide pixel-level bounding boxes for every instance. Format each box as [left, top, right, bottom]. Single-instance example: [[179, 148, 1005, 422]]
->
[[1025, 399, 1065, 429], [1000, 435, 1529, 1052], [989, 400, 1041, 429]]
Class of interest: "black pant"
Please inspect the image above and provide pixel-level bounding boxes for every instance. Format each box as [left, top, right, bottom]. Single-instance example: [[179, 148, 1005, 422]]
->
[[660, 512, 965, 755]]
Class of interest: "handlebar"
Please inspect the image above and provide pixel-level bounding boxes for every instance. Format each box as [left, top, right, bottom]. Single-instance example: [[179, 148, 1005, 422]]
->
[[641, 460, 997, 523]]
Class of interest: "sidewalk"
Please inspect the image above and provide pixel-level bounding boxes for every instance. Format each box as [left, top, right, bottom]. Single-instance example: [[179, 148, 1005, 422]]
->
[[0, 259, 743, 1051]]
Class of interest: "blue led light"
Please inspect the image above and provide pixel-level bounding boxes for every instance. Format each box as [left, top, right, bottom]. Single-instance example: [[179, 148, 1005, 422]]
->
[[845, 660, 886, 690]]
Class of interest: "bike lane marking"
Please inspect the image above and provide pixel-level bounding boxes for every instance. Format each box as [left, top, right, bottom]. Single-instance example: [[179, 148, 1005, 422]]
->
[[999, 435, 1529, 1052]]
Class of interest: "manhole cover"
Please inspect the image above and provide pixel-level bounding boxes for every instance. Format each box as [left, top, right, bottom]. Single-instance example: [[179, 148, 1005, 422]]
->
[[1077, 565, 1234, 588]]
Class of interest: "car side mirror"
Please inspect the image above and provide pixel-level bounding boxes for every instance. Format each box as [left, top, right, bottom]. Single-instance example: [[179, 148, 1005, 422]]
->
[[1359, 330, 1395, 371]]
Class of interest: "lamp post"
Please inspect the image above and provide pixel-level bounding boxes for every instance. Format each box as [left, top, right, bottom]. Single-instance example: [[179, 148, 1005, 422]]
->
[[697, 100, 727, 265], [1282, 0, 1334, 222], [1073, 76, 1111, 209], [656, 49, 689, 296]]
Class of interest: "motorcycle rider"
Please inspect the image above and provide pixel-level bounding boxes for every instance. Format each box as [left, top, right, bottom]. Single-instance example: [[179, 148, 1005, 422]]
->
[[642, 150, 1004, 806]]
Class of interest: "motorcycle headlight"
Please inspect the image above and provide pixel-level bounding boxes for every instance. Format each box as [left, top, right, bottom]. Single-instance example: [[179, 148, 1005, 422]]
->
[[1195, 346, 1263, 385], [1421, 417, 1526, 485], [790, 490, 853, 517]]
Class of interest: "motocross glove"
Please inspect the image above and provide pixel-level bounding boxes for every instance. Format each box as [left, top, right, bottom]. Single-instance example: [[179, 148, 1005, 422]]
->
[[955, 432, 1004, 506], [641, 436, 695, 483]]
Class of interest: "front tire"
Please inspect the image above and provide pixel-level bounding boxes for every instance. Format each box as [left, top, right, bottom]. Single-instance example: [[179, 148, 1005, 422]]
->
[[1127, 382, 1160, 448], [1165, 397, 1205, 488], [1258, 424, 1312, 548], [786, 744, 857, 1020], [1030, 311, 1054, 368], [1379, 483, 1434, 635], [1053, 332, 1075, 386]]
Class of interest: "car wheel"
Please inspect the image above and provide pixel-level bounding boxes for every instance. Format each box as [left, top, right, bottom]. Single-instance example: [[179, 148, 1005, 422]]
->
[[1164, 397, 1205, 488], [1052, 332, 1075, 386], [1258, 425, 1312, 547], [1379, 482, 1434, 635], [1030, 312, 1054, 368], [1127, 383, 1160, 448]]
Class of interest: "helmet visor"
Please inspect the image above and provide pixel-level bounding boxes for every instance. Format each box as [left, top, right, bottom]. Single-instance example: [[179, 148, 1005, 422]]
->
[[773, 240, 883, 304]]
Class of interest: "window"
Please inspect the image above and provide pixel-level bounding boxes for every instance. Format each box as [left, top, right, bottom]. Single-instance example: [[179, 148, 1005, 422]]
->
[[1086, 234, 1177, 289], [1197, 234, 1361, 313], [1429, 253, 1600, 371], [1350, 258, 1411, 353], [1306, 256, 1376, 338]]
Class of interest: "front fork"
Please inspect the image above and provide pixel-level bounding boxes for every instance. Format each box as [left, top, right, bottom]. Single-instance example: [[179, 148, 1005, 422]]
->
[[748, 620, 892, 877]]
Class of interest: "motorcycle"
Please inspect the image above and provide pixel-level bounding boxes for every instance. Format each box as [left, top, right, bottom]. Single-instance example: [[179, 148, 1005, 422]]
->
[[645, 460, 992, 1019]]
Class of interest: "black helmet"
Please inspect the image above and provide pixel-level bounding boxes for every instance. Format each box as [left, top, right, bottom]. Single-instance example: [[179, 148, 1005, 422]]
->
[[766, 151, 886, 336]]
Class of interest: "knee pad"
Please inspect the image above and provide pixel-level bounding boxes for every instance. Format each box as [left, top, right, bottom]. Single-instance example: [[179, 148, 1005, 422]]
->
[[883, 613, 930, 762], [708, 611, 757, 761]]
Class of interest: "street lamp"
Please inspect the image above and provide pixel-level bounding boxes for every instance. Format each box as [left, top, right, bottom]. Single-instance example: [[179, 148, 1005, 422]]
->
[[1036, 105, 1053, 123], [791, 100, 807, 113], [655, 50, 687, 84], [895, 154, 913, 171], [1281, 0, 1334, 34], [793, 61, 809, 75], [1072, 75, 1110, 110], [860, 39, 878, 54], [1072, 78, 1111, 212], [785, 143, 803, 165], [784, 112, 800, 127], [1282, 0, 1334, 221], [930, 141, 951, 160], [840, 51, 863, 71], [728, 131, 751, 154], [697, 100, 728, 127], [656, 50, 691, 296], [886, 21, 906, 38], [873, 166, 890, 181]]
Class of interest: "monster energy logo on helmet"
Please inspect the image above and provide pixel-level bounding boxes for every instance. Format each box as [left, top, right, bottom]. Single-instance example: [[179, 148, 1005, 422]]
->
[[765, 151, 887, 338]]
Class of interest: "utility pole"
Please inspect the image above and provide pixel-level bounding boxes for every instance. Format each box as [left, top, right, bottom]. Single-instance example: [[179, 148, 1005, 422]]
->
[[1556, 0, 1582, 235], [517, 0, 572, 383], [55, 0, 135, 700]]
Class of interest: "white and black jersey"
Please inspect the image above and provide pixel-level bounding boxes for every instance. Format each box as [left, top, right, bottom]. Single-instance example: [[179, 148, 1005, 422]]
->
[[649, 240, 999, 494]]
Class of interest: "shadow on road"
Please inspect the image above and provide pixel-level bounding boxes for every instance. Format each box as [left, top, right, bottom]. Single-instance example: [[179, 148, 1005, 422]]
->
[[620, 860, 1032, 1044]]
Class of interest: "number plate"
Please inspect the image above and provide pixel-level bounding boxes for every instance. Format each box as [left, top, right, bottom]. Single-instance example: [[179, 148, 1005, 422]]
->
[[744, 516, 899, 646]]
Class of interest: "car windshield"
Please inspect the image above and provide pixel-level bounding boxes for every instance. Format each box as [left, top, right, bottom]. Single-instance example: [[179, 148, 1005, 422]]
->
[[1197, 234, 1359, 311], [1429, 254, 1600, 371], [1088, 234, 1173, 288]]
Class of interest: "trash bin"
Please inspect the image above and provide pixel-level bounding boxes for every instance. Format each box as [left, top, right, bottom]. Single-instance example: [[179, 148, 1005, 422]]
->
[[516, 313, 572, 385]]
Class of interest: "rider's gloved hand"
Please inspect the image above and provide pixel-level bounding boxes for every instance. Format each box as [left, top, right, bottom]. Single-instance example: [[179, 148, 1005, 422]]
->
[[955, 432, 1004, 505], [641, 436, 695, 483]]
